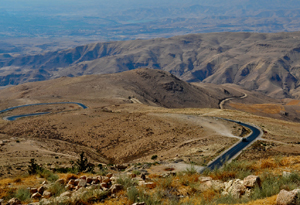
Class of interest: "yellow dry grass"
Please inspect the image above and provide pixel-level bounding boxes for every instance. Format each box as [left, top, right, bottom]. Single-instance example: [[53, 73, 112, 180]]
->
[[231, 195, 277, 205], [286, 100, 300, 106], [229, 103, 285, 114]]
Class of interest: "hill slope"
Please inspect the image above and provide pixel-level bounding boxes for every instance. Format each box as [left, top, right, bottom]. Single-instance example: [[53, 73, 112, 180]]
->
[[0, 68, 245, 109], [2, 32, 300, 98]]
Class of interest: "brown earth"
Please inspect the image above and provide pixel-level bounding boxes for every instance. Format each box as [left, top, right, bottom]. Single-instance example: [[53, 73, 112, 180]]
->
[[0, 69, 300, 180], [2, 32, 300, 100]]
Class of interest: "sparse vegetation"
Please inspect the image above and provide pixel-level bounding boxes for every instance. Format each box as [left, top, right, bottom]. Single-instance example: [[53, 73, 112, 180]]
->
[[48, 183, 65, 197], [37, 169, 59, 182], [151, 155, 158, 160], [27, 158, 42, 175], [75, 152, 94, 173], [116, 175, 137, 189], [15, 188, 30, 202]]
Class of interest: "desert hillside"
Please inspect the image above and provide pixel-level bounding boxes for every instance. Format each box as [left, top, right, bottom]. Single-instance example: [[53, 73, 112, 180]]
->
[[0, 68, 246, 110], [2, 32, 300, 99]]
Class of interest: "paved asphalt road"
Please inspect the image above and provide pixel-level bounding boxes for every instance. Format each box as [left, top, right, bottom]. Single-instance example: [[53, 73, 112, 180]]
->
[[202, 118, 262, 172], [0, 102, 88, 121]]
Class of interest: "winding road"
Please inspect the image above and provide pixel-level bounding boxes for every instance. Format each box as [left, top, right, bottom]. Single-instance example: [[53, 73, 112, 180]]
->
[[0, 102, 88, 121], [201, 118, 263, 172], [1, 101, 261, 172]]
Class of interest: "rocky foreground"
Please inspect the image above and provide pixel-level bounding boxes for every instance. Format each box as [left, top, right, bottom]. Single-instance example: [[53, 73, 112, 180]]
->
[[2, 170, 300, 205]]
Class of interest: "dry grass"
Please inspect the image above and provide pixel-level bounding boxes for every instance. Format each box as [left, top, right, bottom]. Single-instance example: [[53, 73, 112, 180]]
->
[[229, 103, 285, 114]]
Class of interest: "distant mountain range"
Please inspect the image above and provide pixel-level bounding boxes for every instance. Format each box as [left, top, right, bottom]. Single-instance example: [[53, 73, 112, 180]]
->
[[1, 32, 300, 99]]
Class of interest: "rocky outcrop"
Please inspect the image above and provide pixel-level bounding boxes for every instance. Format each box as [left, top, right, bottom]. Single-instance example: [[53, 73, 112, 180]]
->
[[276, 189, 300, 205]]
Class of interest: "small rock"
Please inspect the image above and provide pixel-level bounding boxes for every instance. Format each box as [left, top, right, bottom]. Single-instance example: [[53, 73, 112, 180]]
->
[[283, 171, 292, 178], [132, 202, 145, 205], [199, 176, 212, 182], [79, 175, 87, 180], [141, 173, 146, 180], [100, 182, 108, 188], [86, 177, 93, 183], [110, 184, 123, 194], [31, 192, 42, 199], [106, 173, 113, 178], [29, 188, 38, 194], [65, 184, 75, 190], [68, 179, 76, 185], [42, 181, 48, 185], [7, 198, 21, 205], [102, 177, 111, 183], [43, 191, 52, 199]]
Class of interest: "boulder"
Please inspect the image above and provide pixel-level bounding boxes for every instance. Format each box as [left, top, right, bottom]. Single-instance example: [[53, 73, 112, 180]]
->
[[29, 188, 38, 194], [212, 180, 225, 192], [65, 184, 75, 190], [101, 182, 108, 188], [7, 198, 21, 205], [110, 184, 123, 194], [37, 186, 46, 194], [199, 176, 212, 183], [79, 175, 87, 180], [77, 179, 87, 188], [42, 181, 48, 185], [31, 192, 42, 199], [54, 196, 70, 204], [86, 177, 93, 183], [43, 191, 52, 199], [283, 171, 292, 178], [60, 191, 72, 198], [56, 179, 65, 185], [199, 180, 213, 192], [276, 189, 300, 205], [102, 177, 111, 183], [106, 173, 113, 178], [68, 179, 76, 185], [243, 175, 261, 188], [222, 179, 245, 199]]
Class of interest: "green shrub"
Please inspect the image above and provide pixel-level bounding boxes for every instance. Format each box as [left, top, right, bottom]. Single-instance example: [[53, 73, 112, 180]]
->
[[251, 171, 300, 200], [75, 152, 94, 173], [28, 158, 42, 175], [38, 169, 59, 182], [116, 175, 137, 189], [151, 155, 158, 160], [15, 188, 31, 202], [184, 164, 197, 175], [127, 187, 139, 202], [132, 170, 141, 175], [48, 183, 65, 197]]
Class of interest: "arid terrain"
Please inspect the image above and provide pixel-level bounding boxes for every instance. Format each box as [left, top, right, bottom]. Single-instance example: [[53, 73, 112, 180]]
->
[[0, 68, 299, 204], [2, 32, 300, 101], [0, 68, 299, 180]]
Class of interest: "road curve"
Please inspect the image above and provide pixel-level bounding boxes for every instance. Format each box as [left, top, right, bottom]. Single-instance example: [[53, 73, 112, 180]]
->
[[201, 118, 263, 172], [0, 102, 88, 121], [219, 93, 247, 109]]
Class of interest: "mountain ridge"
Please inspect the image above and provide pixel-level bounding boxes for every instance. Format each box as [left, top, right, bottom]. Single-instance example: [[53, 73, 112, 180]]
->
[[1, 32, 300, 99]]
